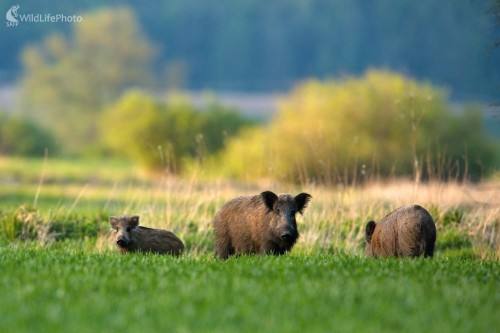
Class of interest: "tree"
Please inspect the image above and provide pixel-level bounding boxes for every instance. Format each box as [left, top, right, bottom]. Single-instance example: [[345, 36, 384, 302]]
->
[[3, 1, 500, 99], [18, 7, 155, 154]]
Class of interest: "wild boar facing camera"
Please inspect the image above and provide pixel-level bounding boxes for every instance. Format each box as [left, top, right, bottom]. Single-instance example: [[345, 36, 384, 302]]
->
[[110, 215, 184, 255], [213, 191, 312, 259]]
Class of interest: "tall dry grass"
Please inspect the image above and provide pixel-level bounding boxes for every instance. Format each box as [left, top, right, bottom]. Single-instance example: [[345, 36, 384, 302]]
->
[[296, 180, 500, 258], [2, 156, 498, 258], [93, 176, 500, 259]]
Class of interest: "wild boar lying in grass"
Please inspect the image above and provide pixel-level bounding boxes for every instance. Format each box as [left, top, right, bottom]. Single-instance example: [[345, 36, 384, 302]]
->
[[110, 215, 184, 255], [365, 205, 436, 258], [213, 191, 312, 259]]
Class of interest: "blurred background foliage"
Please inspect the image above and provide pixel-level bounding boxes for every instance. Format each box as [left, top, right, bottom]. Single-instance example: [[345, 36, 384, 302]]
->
[[17, 7, 155, 154], [0, 112, 56, 156], [0, 1, 499, 183], [214, 71, 499, 183], [101, 91, 254, 172], [1, 0, 499, 97]]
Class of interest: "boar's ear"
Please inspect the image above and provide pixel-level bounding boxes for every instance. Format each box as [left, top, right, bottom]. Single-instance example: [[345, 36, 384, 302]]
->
[[261, 191, 278, 212], [130, 215, 140, 227], [365, 221, 376, 243], [109, 216, 119, 229], [295, 193, 312, 215]]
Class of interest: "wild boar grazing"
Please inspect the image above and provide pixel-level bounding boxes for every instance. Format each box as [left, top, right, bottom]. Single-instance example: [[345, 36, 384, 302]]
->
[[213, 191, 312, 259], [365, 205, 436, 258], [110, 215, 184, 255]]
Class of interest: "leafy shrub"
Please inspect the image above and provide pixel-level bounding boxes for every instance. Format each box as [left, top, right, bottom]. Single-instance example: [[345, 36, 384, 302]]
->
[[0, 206, 108, 243], [440, 209, 465, 227], [49, 212, 109, 240], [215, 70, 499, 183], [429, 206, 472, 254], [0, 113, 56, 156], [0, 206, 44, 241], [430, 205, 466, 227], [101, 91, 253, 172], [438, 227, 473, 252], [198, 103, 256, 158]]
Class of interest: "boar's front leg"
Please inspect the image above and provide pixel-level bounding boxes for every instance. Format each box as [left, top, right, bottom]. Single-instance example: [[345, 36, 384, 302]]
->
[[260, 241, 286, 256]]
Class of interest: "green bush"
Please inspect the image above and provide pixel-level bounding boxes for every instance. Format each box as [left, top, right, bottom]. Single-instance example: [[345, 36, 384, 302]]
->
[[0, 113, 56, 156], [215, 70, 498, 183], [198, 104, 256, 157], [0, 206, 108, 242], [438, 227, 473, 252], [101, 91, 254, 172]]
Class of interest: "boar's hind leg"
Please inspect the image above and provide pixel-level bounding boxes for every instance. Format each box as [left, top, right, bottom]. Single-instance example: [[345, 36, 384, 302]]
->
[[215, 238, 234, 260], [424, 240, 435, 257]]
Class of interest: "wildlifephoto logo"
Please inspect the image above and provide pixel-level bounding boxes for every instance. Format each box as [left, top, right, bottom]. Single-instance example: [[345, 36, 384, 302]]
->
[[5, 4, 19, 27], [5, 4, 83, 27]]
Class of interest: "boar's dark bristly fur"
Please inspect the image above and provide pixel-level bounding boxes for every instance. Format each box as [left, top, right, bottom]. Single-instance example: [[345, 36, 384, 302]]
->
[[365, 205, 436, 258], [213, 191, 312, 259], [110, 215, 184, 255]]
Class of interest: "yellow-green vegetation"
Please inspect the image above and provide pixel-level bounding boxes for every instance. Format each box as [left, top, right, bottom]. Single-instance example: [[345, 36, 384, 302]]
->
[[101, 91, 254, 172], [1, 157, 499, 332], [216, 71, 498, 183], [2, 3, 498, 331], [1, 157, 499, 258], [0, 114, 56, 156], [9, 68, 499, 181], [18, 7, 155, 153]]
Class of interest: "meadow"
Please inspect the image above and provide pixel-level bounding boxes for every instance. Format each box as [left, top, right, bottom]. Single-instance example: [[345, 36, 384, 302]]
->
[[1, 157, 499, 332]]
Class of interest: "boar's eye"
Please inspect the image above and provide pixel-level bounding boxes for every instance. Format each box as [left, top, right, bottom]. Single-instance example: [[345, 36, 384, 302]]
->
[[126, 227, 133, 232]]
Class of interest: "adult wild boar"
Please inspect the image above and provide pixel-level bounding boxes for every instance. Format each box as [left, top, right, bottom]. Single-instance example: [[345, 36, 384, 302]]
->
[[213, 191, 312, 259], [110, 215, 184, 255], [365, 205, 436, 258]]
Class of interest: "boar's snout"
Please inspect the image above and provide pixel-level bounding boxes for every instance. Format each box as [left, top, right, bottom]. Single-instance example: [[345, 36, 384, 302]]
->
[[116, 237, 130, 247], [280, 228, 298, 245], [281, 232, 293, 242]]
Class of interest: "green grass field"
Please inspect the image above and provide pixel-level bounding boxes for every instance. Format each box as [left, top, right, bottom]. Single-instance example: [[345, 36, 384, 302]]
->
[[1, 157, 499, 332], [1, 247, 499, 333]]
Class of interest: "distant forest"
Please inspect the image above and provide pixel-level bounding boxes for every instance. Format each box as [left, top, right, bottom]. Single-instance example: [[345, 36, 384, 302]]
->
[[1, 0, 499, 99]]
